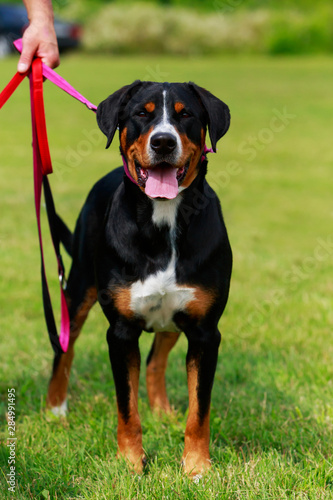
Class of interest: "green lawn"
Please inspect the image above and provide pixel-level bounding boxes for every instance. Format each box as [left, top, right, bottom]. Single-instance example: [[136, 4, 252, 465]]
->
[[0, 53, 332, 499]]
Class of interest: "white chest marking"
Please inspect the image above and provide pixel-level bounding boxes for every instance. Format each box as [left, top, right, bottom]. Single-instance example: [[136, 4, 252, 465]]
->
[[130, 254, 194, 331], [152, 196, 181, 233], [130, 197, 194, 332]]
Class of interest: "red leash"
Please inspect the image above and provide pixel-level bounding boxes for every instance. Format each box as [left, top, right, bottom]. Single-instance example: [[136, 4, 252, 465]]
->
[[0, 43, 97, 354], [31, 59, 52, 175]]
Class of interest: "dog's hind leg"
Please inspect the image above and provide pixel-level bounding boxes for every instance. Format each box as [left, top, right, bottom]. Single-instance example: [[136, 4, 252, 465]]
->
[[46, 268, 97, 416], [146, 332, 180, 414]]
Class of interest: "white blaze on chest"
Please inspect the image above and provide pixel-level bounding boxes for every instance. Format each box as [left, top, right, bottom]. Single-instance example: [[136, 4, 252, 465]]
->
[[130, 254, 194, 331], [129, 197, 195, 332]]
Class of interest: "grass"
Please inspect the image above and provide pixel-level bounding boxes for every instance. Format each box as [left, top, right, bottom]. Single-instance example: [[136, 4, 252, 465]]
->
[[0, 52, 333, 498]]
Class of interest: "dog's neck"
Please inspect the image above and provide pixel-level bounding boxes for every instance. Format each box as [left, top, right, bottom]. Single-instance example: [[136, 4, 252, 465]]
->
[[121, 158, 208, 227], [151, 196, 181, 241], [121, 176, 181, 246], [105, 165, 211, 279]]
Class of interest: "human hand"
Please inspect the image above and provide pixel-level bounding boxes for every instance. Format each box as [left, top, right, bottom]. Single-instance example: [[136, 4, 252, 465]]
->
[[17, 1, 60, 73]]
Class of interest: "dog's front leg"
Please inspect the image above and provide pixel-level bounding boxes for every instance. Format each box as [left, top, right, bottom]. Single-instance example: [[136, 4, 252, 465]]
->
[[182, 326, 221, 478], [106, 320, 145, 473]]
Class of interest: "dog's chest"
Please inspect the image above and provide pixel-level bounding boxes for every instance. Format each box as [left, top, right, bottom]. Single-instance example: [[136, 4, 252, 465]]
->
[[130, 197, 193, 332], [130, 257, 194, 332]]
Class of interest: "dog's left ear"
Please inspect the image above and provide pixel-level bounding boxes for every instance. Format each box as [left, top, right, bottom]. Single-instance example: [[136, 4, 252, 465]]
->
[[97, 80, 143, 149], [189, 83, 230, 152]]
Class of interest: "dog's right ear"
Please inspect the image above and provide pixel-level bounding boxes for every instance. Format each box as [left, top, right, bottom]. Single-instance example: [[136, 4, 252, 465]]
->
[[96, 80, 143, 149], [189, 82, 230, 153]]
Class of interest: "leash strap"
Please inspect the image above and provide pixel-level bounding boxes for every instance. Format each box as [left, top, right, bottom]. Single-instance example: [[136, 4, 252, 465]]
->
[[0, 71, 28, 108], [0, 40, 97, 354], [31, 59, 53, 175]]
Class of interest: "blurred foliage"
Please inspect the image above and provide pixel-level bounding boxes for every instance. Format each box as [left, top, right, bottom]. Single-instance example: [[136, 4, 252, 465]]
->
[[78, 2, 333, 56], [51, 0, 333, 14], [82, 3, 267, 55], [3, 0, 333, 54], [59, 0, 333, 14], [5, 0, 333, 14]]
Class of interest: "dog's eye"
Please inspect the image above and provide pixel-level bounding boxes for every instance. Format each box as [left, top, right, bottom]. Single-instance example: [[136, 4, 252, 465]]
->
[[179, 110, 191, 118], [137, 110, 148, 118]]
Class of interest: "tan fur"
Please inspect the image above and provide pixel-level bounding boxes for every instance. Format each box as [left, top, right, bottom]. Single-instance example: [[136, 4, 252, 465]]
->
[[46, 287, 97, 408], [178, 129, 205, 188], [144, 101, 155, 113], [182, 357, 211, 476], [146, 332, 180, 413], [175, 102, 185, 113], [111, 286, 133, 319], [116, 354, 145, 473], [124, 126, 154, 191], [186, 286, 216, 320]]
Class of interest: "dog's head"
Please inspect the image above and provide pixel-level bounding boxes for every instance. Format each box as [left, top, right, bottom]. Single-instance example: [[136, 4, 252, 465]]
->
[[97, 81, 230, 199]]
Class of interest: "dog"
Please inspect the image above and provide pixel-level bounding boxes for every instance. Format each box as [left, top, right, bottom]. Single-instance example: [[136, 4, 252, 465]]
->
[[46, 81, 232, 477]]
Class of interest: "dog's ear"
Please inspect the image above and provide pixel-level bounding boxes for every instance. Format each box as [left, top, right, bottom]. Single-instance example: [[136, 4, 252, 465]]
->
[[189, 82, 230, 152], [97, 80, 143, 149]]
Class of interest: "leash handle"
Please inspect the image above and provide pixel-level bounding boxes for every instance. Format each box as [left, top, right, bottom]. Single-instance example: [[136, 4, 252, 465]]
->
[[13, 39, 97, 112]]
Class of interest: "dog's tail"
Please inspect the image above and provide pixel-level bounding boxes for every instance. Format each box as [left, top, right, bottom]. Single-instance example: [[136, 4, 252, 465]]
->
[[55, 214, 73, 257]]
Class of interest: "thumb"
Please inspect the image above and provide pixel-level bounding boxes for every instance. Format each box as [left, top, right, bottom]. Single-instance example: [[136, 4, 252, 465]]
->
[[17, 58, 31, 74], [17, 34, 38, 73]]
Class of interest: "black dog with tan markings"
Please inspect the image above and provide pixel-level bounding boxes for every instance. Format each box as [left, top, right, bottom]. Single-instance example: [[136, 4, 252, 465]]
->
[[47, 81, 232, 477]]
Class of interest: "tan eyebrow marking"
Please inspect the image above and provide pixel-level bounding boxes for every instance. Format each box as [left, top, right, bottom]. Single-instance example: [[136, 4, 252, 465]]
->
[[144, 101, 155, 113], [175, 102, 185, 113]]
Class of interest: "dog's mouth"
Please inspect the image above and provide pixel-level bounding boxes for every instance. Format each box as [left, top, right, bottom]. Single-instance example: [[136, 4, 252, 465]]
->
[[134, 160, 190, 199]]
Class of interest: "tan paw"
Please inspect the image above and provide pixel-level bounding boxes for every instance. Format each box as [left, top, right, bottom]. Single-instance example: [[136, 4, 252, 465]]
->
[[181, 451, 211, 478]]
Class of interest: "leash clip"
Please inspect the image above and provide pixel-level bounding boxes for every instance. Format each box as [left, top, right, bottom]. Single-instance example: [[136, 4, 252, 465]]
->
[[58, 256, 67, 290], [59, 271, 67, 290]]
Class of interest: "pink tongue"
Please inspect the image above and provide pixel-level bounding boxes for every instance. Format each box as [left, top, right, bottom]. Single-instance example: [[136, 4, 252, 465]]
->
[[145, 166, 179, 199]]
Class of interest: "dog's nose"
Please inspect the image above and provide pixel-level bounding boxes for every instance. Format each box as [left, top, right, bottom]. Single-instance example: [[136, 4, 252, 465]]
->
[[150, 133, 177, 155]]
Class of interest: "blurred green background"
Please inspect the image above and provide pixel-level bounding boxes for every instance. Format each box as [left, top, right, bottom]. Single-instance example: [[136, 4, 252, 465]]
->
[[1, 0, 333, 498]]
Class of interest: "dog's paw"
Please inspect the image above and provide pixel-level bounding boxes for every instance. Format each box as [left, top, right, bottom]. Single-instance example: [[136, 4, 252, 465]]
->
[[116, 449, 147, 474], [192, 473, 203, 484], [181, 453, 211, 479], [47, 399, 68, 418]]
